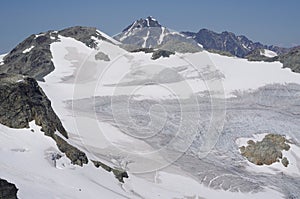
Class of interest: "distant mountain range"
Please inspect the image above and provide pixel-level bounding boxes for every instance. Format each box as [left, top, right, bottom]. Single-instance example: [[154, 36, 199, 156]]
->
[[1, 16, 299, 76], [1, 16, 299, 80], [112, 16, 294, 58], [182, 29, 289, 57]]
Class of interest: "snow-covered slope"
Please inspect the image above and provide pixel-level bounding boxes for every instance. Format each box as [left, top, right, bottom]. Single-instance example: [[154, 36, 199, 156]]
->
[[0, 53, 7, 65], [0, 122, 131, 199], [260, 49, 278, 58], [1, 25, 300, 198]]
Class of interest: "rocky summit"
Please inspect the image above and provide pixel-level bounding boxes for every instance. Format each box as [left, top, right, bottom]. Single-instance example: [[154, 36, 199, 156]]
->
[[122, 16, 162, 32], [0, 26, 115, 81], [114, 16, 202, 53]]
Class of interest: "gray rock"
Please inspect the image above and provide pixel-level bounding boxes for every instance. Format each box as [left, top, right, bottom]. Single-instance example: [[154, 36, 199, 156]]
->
[[246, 46, 300, 74], [282, 157, 289, 167], [92, 160, 128, 183], [0, 73, 67, 138], [182, 29, 289, 57], [114, 17, 202, 53], [95, 51, 110, 61], [53, 134, 88, 166], [58, 26, 115, 48], [278, 46, 300, 73], [0, 178, 18, 199], [129, 48, 175, 60], [0, 73, 88, 167], [0, 26, 115, 81], [0, 32, 57, 81]]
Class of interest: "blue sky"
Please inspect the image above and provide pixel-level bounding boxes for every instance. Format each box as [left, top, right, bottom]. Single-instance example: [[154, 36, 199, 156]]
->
[[1, 0, 300, 54]]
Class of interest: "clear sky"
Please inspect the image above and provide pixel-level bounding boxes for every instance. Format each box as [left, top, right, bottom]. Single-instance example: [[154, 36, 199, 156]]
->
[[1, 0, 300, 54]]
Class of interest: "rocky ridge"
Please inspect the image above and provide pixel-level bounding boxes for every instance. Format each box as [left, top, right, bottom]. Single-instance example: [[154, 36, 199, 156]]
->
[[0, 73, 89, 166], [114, 16, 202, 53], [245, 46, 300, 73], [0, 26, 115, 81], [0, 73, 129, 181], [182, 28, 289, 57]]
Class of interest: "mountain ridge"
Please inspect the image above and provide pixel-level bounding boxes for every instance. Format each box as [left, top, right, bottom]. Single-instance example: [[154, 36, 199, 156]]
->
[[182, 28, 289, 57]]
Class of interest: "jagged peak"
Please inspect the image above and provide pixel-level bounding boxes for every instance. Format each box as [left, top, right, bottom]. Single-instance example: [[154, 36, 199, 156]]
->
[[122, 16, 162, 32]]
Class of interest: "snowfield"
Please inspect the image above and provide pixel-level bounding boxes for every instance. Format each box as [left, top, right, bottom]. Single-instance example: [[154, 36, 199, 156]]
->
[[22, 45, 35, 53], [260, 49, 278, 58], [0, 53, 7, 65], [1, 28, 300, 198], [0, 122, 132, 199]]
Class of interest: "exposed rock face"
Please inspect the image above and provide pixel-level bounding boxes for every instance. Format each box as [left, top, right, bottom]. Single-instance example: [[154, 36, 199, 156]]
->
[[92, 160, 128, 183], [0, 26, 115, 81], [1, 31, 57, 81], [245, 49, 271, 61], [122, 16, 162, 31], [151, 49, 175, 60], [0, 73, 67, 138], [0, 73, 88, 166], [114, 17, 202, 53], [182, 29, 288, 57], [239, 134, 290, 166], [53, 134, 88, 166], [246, 46, 300, 73], [158, 39, 201, 53], [95, 51, 110, 61], [277, 46, 300, 73], [0, 178, 18, 199], [58, 26, 115, 48], [130, 48, 175, 60]]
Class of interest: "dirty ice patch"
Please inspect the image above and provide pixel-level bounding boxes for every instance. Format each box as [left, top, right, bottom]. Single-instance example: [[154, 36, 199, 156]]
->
[[123, 171, 284, 199]]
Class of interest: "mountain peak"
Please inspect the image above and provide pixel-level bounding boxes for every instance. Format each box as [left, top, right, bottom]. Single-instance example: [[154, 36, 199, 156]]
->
[[122, 16, 162, 32]]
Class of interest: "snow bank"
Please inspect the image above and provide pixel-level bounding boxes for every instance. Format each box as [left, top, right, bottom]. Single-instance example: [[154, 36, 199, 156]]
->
[[260, 49, 278, 58]]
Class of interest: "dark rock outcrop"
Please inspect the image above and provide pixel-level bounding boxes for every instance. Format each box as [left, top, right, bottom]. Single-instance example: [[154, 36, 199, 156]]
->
[[95, 51, 110, 61], [1, 31, 57, 81], [58, 26, 114, 48], [0, 26, 115, 81], [240, 134, 291, 167], [53, 134, 88, 166], [151, 49, 174, 60], [130, 48, 175, 60], [0, 73, 67, 138], [182, 29, 288, 57], [0, 73, 88, 167], [122, 16, 161, 32], [246, 46, 300, 73], [277, 46, 300, 73], [0, 178, 18, 199], [245, 49, 272, 61], [92, 160, 128, 183]]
